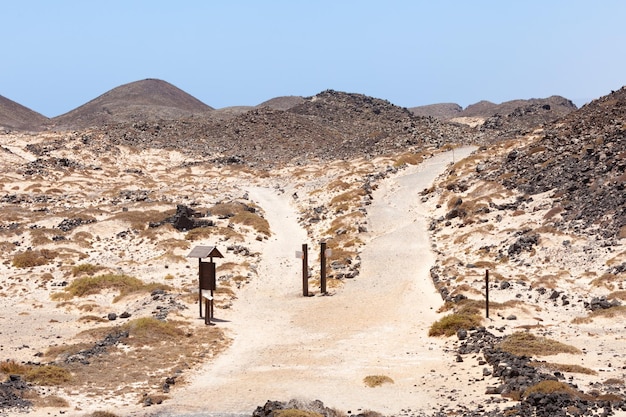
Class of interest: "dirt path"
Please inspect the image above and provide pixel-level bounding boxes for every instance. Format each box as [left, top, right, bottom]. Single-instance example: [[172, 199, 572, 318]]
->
[[158, 148, 476, 416]]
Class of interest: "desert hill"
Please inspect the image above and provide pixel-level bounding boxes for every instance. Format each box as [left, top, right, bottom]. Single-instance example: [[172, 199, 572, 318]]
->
[[2, 81, 626, 417], [408, 103, 463, 119], [0, 95, 49, 132], [90, 89, 474, 168], [49, 78, 213, 130], [257, 95, 305, 110], [409, 96, 577, 141], [480, 86, 626, 239]]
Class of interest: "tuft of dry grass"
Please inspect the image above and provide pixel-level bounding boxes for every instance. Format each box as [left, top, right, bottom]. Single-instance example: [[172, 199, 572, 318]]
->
[[24, 365, 72, 386], [72, 263, 106, 277], [523, 380, 586, 400], [429, 313, 482, 337], [1, 361, 72, 386], [12, 249, 58, 268], [590, 273, 618, 291], [329, 189, 366, 213], [186, 226, 243, 242], [111, 209, 173, 230], [530, 361, 597, 375], [498, 332, 580, 357], [52, 274, 171, 302], [392, 152, 425, 167], [363, 375, 394, 387], [0, 360, 30, 375], [120, 317, 185, 345]]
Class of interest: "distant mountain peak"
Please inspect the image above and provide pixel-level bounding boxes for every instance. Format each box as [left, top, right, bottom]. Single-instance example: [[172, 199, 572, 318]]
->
[[50, 78, 213, 130]]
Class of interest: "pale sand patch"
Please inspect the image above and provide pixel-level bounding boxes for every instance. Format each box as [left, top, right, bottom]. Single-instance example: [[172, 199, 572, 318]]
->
[[154, 148, 485, 416]]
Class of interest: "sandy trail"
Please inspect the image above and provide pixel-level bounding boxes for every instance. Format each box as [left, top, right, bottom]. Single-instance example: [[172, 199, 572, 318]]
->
[[158, 148, 476, 416]]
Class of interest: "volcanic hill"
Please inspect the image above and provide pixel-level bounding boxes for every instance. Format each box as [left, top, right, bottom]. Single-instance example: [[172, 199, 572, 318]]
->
[[0, 95, 49, 132], [50, 78, 213, 130]]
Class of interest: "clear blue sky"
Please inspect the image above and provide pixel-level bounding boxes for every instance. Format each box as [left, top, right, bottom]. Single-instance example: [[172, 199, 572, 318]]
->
[[2, 1, 625, 117]]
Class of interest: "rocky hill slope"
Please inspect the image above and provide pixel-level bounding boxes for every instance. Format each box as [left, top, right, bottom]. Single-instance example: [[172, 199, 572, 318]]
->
[[49, 78, 213, 130], [408, 102, 463, 119], [480, 86, 626, 239], [89, 89, 474, 168], [0, 95, 49, 132]]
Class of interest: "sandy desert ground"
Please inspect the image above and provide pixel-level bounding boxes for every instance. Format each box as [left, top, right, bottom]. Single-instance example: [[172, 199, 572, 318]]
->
[[1, 134, 625, 417]]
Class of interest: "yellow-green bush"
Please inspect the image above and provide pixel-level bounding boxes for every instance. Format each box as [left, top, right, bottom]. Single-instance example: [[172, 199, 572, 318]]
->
[[429, 313, 482, 337], [12, 249, 58, 268], [363, 375, 394, 387], [498, 332, 580, 357]]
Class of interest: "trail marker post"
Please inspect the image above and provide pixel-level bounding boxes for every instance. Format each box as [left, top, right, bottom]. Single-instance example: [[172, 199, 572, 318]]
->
[[320, 242, 332, 294], [297, 244, 309, 297], [187, 245, 224, 325], [485, 269, 490, 319]]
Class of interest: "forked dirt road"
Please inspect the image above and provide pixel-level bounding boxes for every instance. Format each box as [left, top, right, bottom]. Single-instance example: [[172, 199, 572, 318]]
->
[[157, 148, 476, 416]]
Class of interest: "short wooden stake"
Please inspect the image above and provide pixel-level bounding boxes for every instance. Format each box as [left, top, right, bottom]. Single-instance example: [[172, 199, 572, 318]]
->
[[302, 244, 309, 297], [485, 269, 490, 319], [320, 241, 327, 294]]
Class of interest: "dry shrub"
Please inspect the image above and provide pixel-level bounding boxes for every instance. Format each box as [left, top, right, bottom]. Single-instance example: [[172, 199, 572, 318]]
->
[[111, 209, 172, 230], [186, 226, 243, 242], [325, 211, 365, 236], [1, 361, 72, 386], [156, 237, 190, 251], [393, 152, 425, 167], [591, 273, 618, 290], [29, 228, 56, 245], [121, 317, 185, 345], [0, 360, 30, 375], [429, 313, 482, 337], [608, 290, 626, 301], [328, 179, 351, 192], [544, 206, 564, 220], [363, 375, 394, 387], [329, 189, 366, 212], [523, 380, 586, 400], [24, 365, 72, 385], [231, 211, 270, 236], [12, 249, 58, 268], [72, 263, 106, 277], [530, 361, 597, 375], [531, 275, 559, 289], [79, 315, 109, 323], [498, 332, 580, 357], [53, 274, 171, 302]]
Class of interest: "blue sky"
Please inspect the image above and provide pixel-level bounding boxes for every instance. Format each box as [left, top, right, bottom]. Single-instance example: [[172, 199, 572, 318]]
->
[[2, 1, 625, 117]]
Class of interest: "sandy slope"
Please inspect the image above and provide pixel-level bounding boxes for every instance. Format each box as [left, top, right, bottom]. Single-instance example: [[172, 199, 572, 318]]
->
[[154, 148, 478, 416]]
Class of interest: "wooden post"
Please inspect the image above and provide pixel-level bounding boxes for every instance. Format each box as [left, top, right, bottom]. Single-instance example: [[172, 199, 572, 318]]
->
[[198, 258, 203, 318], [210, 290, 214, 319], [320, 242, 327, 294], [485, 269, 490, 319], [302, 244, 309, 297]]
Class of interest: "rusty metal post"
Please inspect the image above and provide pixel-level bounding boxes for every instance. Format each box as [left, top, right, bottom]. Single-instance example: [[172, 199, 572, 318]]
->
[[302, 244, 309, 297], [320, 241, 327, 294], [198, 258, 203, 318], [485, 269, 490, 319]]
